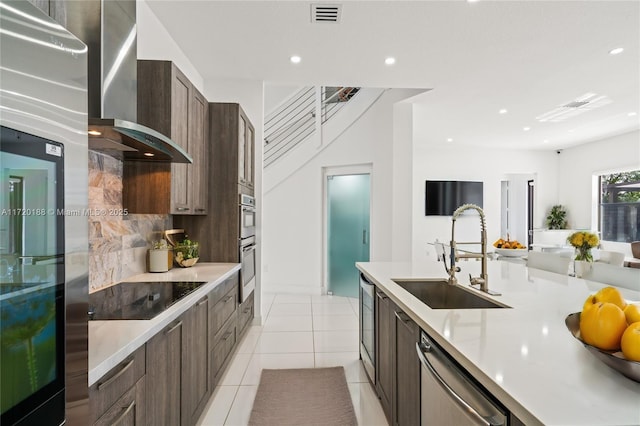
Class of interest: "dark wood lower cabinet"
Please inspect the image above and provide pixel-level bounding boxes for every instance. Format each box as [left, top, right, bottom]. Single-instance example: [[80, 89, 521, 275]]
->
[[394, 309, 420, 426], [375, 288, 393, 423], [94, 377, 145, 426], [145, 318, 184, 426], [374, 286, 421, 426], [90, 346, 146, 426], [95, 274, 254, 426], [238, 292, 254, 335], [185, 297, 211, 424]]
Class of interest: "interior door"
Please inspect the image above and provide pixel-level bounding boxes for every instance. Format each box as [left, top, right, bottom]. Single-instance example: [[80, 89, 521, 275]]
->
[[327, 173, 370, 298]]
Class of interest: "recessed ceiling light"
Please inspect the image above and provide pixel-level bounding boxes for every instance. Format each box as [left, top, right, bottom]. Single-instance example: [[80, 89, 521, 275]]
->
[[543, 139, 549, 144], [143, 152, 155, 157], [447, 138, 453, 142], [384, 57, 396, 65], [609, 47, 624, 55], [523, 127, 531, 131], [290, 55, 301, 64], [499, 109, 508, 114], [88, 129, 101, 136], [628, 112, 638, 117]]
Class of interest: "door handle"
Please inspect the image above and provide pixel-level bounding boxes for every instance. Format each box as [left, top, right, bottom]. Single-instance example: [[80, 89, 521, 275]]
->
[[362, 229, 368, 245]]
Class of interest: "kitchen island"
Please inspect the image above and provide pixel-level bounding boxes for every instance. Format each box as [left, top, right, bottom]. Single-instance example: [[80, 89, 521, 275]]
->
[[356, 259, 640, 425], [88, 262, 240, 386]]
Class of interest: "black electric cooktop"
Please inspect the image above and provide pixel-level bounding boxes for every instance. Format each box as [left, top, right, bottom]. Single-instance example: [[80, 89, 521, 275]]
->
[[89, 281, 208, 320]]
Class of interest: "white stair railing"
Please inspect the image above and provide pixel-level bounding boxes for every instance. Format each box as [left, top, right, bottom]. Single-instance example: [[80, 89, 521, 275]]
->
[[264, 86, 361, 168]]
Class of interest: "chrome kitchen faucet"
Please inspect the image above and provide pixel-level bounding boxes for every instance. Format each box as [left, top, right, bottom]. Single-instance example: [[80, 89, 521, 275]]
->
[[446, 204, 500, 295]]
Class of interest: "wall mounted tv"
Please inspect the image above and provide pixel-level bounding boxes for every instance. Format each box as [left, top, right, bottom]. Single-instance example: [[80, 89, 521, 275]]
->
[[425, 180, 484, 216]]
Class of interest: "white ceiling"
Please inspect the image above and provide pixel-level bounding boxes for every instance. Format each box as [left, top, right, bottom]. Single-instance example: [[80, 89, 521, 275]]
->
[[145, 0, 640, 151]]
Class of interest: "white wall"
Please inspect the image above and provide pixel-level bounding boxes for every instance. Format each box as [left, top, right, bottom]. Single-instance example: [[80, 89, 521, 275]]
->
[[558, 130, 640, 256], [264, 83, 306, 116], [137, 0, 204, 91], [262, 89, 420, 293], [411, 142, 559, 263]]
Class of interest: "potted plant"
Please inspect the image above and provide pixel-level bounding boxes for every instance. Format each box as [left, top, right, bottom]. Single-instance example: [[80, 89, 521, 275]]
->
[[174, 236, 199, 268], [546, 205, 568, 230], [149, 239, 173, 272]]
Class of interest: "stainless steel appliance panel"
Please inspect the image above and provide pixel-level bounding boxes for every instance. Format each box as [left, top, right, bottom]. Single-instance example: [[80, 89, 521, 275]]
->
[[359, 273, 375, 384], [417, 332, 507, 426], [239, 236, 256, 302], [239, 194, 256, 240], [0, 1, 89, 424]]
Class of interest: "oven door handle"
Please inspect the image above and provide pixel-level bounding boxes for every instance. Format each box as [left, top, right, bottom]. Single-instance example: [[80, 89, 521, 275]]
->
[[242, 244, 256, 253]]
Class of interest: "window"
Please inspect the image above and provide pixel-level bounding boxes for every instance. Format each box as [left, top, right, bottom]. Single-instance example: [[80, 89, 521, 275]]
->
[[599, 171, 640, 242]]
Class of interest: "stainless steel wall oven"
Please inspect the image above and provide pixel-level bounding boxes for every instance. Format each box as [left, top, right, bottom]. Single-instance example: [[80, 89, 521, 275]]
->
[[239, 194, 256, 240], [239, 236, 256, 303]]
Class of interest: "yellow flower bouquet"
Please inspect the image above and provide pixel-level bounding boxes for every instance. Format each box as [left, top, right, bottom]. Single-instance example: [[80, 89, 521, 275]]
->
[[567, 231, 599, 262]]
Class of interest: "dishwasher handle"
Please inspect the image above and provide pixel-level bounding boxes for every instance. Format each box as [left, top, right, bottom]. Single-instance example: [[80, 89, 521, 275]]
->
[[416, 340, 506, 426]]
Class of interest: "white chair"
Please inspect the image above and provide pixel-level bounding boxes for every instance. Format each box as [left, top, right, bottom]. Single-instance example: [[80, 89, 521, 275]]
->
[[594, 250, 625, 267], [526, 251, 572, 275], [582, 262, 640, 291]]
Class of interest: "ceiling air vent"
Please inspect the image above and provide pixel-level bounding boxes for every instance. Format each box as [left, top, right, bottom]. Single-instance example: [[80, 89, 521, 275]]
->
[[536, 93, 612, 123], [311, 4, 341, 23]]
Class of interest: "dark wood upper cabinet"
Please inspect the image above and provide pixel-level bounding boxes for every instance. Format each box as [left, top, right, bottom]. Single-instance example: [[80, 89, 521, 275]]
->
[[175, 103, 255, 263], [126, 60, 208, 215]]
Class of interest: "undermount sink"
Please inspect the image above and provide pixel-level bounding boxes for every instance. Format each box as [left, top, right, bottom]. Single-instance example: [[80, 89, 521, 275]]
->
[[392, 279, 510, 309]]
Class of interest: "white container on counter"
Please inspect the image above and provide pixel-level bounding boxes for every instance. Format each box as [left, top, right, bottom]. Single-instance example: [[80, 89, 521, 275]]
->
[[148, 249, 172, 272]]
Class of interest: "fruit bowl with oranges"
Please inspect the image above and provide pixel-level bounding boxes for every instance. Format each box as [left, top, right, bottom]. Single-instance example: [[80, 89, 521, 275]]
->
[[493, 237, 528, 257], [565, 286, 640, 382]]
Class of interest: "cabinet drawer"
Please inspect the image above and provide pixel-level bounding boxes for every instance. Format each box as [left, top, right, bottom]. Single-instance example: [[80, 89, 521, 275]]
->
[[238, 292, 254, 335], [94, 376, 144, 426], [210, 315, 237, 386], [210, 286, 238, 341], [90, 346, 146, 422], [208, 273, 238, 302]]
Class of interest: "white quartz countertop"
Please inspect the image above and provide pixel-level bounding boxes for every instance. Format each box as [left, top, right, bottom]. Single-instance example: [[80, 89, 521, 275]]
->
[[88, 263, 240, 386], [356, 260, 640, 426]]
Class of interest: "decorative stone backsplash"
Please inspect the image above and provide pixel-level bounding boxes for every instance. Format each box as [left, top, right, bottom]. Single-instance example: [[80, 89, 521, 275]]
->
[[88, 151, 171, 292]]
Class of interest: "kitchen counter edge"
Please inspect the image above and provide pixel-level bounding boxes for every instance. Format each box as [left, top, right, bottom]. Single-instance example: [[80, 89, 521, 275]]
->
[[88, 262, 241, 386]]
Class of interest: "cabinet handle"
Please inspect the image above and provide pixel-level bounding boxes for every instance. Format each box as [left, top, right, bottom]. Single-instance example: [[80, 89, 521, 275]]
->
[[224, 295, 234, 303], [195, 208, 205, 212], [197, 299, 208, 307], [112, 400, 136, 426], [97, 359, 134, 391], [395, 311, 412, 325], [376, 291, 388, 300], [165, 320, 183, 335], [243, 307, 251, 313], [222, 331, 233, 341], [176, 207, 190, 211]]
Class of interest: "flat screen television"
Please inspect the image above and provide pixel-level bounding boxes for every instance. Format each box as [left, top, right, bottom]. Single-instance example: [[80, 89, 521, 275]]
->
[[425, 180, 483, 216]]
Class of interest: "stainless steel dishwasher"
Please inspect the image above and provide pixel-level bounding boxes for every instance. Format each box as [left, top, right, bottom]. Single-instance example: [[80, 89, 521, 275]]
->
[[416, 331, 508, 426]]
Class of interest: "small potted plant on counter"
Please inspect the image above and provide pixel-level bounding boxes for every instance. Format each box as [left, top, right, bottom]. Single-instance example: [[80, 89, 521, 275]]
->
[[149, 239, 173, 272], [174, 236, 199, 268]]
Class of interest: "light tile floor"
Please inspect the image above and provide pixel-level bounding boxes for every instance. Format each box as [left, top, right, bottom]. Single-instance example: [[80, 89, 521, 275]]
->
[[196, 293, 388, 426]]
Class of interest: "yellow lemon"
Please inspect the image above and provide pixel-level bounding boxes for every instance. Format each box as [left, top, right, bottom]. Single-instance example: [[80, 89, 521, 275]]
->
[[592, 286, 626, 310], [623, 303, 640, 324], [621, 322, 640, 362], [580, 302, 627, 351]]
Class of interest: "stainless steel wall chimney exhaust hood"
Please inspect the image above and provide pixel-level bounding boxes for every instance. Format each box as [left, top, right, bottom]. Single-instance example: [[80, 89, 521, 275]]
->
[[66, 0, 192, 163]]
